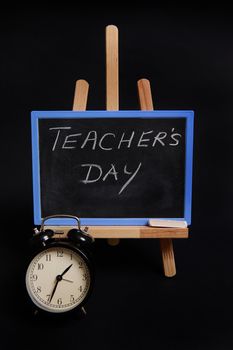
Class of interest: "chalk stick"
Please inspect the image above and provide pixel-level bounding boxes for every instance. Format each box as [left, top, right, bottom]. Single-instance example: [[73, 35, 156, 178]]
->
[[148, 219, 187, 228]]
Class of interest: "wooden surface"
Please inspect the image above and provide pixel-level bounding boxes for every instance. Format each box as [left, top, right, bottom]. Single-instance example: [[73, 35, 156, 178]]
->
[[44, 226, 188, 239], [137, 78, 178, 277], [106, 25, 119, 110], [73, 79, 89, 111]]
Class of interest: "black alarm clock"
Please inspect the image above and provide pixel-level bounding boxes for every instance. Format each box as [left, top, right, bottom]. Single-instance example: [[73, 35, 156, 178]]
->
[[25, 215, 94, 314]]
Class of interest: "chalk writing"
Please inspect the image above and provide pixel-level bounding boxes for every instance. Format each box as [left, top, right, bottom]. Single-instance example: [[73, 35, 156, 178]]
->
[[80, 162, 142, 195], [49, 127, 182, 151], [48, 126, 182, 195]]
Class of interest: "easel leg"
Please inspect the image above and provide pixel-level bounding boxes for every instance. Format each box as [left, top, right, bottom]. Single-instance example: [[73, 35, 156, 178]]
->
[[73, 79, 89, 111], [137, 79, 177, 277], [107, 238, 120, 246], [106, 25, 120, 247], [160, 239, 176, 277]]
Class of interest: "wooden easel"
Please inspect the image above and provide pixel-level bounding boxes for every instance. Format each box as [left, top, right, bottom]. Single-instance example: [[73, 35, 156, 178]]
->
[[48, 25, 188, 277]]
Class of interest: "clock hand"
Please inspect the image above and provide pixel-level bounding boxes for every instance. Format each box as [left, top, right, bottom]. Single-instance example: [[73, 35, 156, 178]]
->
[[60, 264, 73, 277], [49, 276, 61, 303], [62, 278, 73, 283], [49, 265, 73, 303]]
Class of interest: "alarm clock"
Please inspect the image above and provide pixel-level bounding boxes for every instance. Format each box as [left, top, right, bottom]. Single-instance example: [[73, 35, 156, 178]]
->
[[25, 215, 94, 314]]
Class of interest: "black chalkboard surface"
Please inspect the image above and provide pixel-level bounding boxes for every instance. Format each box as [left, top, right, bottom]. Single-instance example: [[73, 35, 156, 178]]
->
[[31, 111, 194, 225]]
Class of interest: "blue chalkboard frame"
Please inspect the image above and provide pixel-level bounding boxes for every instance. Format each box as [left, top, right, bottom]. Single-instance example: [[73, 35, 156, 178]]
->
[[31, 110, 194, 226]]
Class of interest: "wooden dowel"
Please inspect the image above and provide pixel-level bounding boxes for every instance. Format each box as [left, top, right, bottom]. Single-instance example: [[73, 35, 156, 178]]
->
[[73, 79, 89, 111], [106, 25, 119, 110], [160, 239, 176, 277], [106, 25, 120, 245], [137, 78, 176, 277], [137, 79, 154, 110]]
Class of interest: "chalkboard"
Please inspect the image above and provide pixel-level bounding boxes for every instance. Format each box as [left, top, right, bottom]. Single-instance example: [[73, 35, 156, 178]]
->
[[31, 111, 194, 226]]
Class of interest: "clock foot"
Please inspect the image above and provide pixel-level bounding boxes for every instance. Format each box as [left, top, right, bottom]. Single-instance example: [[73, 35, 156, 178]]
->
[[81, 306, 87, 315]]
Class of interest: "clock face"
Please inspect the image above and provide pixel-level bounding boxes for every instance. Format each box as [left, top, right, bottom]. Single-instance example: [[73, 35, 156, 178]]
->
[[26, 246, 91, 313]]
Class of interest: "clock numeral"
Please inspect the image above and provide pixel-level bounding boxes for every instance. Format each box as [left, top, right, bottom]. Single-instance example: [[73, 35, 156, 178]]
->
[[57, 298, 62, 305], [36, 286, 42, 293], [46, 254, 51, 262], [70, 295, 75, 302], [37, 263, 44, 270], [70, 254, 73, 260], [32, 274, 38, 281], [79, 286, 83, 292], [57, 250, 63, 257], [78, 261, 83, 268], [82, 273, 87, 281], [46, 295, 51, 302]]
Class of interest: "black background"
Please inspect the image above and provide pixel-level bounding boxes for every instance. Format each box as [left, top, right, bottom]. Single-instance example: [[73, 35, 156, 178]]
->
[[39, 117, 186, 219], [1, 5, 233, 349]]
